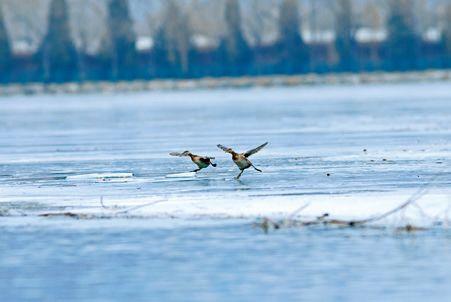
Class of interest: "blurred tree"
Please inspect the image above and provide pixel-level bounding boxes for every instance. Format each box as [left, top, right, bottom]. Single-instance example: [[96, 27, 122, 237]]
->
[[246, 0, 278, 47], [443, 4, 451, 65], [105, 0, 137, 79], [219, 0, 252, 74], [277, 0, 309, 73], [386, 0, 420, 70], [362, 2, 382, 64], [307, 0, 321, 70], [70, 0, 106, 81], [334, 0, 357, 71], [185, 0, 223, 39], [3, 0, 47, 52], [0, 2, 12, 81], [153, 0, 191, 76], [40, 0, 78, 82]]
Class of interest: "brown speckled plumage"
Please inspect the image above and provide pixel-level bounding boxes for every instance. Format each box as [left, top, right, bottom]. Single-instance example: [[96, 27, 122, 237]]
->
[[170, 151, 216, 173], [217, 142, 268, 179]]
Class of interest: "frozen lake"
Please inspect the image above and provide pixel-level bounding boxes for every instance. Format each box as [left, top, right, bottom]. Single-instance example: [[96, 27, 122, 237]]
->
[[1, 82, 451, 301]]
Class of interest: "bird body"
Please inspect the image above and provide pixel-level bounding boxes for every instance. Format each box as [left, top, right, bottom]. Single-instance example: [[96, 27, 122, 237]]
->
[[217, 142, 268, 179], [170, 151, 216, 173], [233, 155, 252, 170], [191, 155, 214, 169]]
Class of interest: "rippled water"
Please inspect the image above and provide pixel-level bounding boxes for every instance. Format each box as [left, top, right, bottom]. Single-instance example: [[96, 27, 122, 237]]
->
[[1, 220, 451, 302], [1, 82, 451, 301]]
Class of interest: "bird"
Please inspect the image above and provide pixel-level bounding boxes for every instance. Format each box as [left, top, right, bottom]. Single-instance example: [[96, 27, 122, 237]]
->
[[169, 151, 217, 173], [217, 142, 268, 179]]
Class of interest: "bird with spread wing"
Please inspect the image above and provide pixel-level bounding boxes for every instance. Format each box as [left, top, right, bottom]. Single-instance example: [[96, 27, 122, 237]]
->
[[169, 151, 217, 173], [217, 142, 268, 179]]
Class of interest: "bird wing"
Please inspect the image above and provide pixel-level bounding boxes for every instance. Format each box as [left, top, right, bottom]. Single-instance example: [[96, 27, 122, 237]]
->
[[169, 152, 190, 157], [217, 144, 235, 154], [244, 142, 268, 157]]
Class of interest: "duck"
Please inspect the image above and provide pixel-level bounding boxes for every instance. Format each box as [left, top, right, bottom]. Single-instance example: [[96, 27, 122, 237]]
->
[[217, 142, 268, 179], [169, 151, 217, 173]]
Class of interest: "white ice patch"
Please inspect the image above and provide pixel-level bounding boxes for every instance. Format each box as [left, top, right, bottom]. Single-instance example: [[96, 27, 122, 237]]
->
[[66, 173, 134, 182], [165, 172, 196, 178], [15, 189, 450, 229]]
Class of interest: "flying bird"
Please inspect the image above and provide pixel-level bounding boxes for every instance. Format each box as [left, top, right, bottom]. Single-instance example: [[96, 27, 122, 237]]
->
[[169, 151, 217, 173], [217, 142, 268, 179]]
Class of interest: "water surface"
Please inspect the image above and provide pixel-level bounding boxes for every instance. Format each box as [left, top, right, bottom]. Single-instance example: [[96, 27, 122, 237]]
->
[[1, 83, 451, 301]]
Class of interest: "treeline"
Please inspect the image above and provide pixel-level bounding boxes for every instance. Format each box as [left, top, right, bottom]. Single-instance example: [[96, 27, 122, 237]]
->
[[1, 0, 451, 83]]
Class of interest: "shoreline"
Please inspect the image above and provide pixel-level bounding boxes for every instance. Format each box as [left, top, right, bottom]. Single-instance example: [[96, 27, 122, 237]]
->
[[1, 69, 450, 96]]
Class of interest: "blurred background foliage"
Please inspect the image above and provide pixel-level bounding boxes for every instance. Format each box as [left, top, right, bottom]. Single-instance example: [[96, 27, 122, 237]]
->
[[0, 0, 450, 83]]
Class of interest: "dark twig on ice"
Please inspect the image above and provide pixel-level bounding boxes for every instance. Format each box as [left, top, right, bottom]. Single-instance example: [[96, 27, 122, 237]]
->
[[349, 181, 432, 227], [39, 197, 167, 219], [113, 199, 166, 215], [286, 203, 310, 222], [100, 196, 108, 209], [39, 212, 88, 219], [256, 177, 441, 233]]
